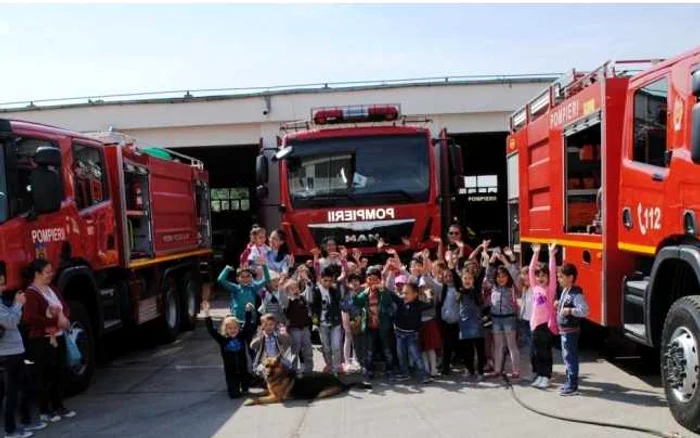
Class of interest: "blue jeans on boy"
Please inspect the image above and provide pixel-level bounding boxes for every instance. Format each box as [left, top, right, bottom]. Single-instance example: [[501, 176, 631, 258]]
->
[[561, 331, 580, 389], [395, 330, 427, 378]]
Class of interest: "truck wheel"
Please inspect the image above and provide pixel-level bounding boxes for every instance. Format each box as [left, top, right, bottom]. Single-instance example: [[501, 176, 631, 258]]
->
[[157, 276, 181, 344], [662, 295, 700, 432], [180, 272, 200, 331], [64, 301, 95, 395]]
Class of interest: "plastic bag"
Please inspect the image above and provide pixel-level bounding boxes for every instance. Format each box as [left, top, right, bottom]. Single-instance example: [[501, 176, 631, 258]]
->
[[65, 330, 82, 369]]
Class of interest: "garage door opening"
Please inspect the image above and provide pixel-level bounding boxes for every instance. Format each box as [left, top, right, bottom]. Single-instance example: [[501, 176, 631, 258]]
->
[[174, 144, 258, 271], [452, 132, 508, 248]]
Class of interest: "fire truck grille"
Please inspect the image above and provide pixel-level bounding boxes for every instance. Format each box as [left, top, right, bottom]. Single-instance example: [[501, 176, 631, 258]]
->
[[307, 219, 415, 248]]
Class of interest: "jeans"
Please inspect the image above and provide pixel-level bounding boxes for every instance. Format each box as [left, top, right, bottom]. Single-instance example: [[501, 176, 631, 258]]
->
[[530, 323, 553, 378], [0, 355, 31, 434], [26, 337, 66, 414], [289, 328, 314, 374], [353, 332, 367, 369], [561, 331, 580, 389], [365, 328, 394, 375], [318, 324, 342, 373], [395, 330, 427, 378]]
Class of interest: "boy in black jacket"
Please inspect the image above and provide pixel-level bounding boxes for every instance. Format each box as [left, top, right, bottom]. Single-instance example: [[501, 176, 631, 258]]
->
[[555, 263, 590, 396], [203, 301, 256, 398], [392, 282, 434, 383], [311, 267, 343, 375]]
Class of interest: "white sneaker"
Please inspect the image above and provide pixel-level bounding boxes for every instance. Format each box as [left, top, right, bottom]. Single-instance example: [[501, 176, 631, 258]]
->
[[39, 414, 61, 423], [5, 430, 33, 438], [530, 376, 543, 387], [536, 377, 550, 389]]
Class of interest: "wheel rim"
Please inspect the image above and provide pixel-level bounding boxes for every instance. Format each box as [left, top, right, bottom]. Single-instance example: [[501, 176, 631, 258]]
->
[[186, 281, 197, 320], [69, 321, 88, 376], [166, 288, 178, 329], [665, 326, 700, 403]]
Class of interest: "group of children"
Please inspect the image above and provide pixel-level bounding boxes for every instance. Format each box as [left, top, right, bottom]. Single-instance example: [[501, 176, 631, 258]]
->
[[203, 224, 589, 399]]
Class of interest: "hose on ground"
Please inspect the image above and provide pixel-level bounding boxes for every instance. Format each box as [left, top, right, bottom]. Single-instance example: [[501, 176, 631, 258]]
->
[[501, 374, 684, 438]]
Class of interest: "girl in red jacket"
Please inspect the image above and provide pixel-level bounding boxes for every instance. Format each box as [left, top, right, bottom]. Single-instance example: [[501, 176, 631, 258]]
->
[[22, 259, 76, 424]]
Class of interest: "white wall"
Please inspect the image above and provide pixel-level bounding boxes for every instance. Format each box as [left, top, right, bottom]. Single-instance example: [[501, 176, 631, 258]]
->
[[1, 80, 549, 148]]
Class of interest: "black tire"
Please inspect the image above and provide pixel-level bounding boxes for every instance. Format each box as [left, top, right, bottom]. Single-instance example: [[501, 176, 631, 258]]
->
[[64, 301, 95, 395], [156, 275, 180, 344], [180, 272, 200, 331], [661, 295, 700, 432]]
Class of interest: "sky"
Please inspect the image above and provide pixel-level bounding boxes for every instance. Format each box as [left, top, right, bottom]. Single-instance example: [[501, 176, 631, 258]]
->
[[1, 3, 699, 103]]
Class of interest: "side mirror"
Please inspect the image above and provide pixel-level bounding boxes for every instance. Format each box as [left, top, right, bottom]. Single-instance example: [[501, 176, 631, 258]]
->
[[33, 146, 61, 167], [692, 102, 700, 163], [274, 146, 294, 161], [256, 184, 269, 199], [255, 154, 268, 185], [692, 70, 700, 98], [30, 168, 62, 214]]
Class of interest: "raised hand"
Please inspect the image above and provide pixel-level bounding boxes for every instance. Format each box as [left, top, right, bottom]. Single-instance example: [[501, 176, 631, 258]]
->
[[201, 300, 211, 315], [377, 238, 387, 251], [401, 237, 411, 247], [532, 242, 541, 253], [310, 247, 321, 259], [246, 302, 255, 312], [482, 239, 491, 249], [15, 292, 26, 306], [351, 248, 362, 262], [431, 235, 442, 244], [548, 243, 558, 255], [360, 258, 369, 269]]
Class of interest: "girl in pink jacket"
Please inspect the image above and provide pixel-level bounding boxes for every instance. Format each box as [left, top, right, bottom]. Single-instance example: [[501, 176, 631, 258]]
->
[[529, 243, 558, 389]]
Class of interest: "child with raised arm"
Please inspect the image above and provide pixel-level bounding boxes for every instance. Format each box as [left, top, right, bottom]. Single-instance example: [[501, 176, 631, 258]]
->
[[217, 262, 270, 326], [391, 282, 435, 384], [458, 270, 486, 381], [528, 243, 558, 389], [284, 278, 314, 375], [556, 263, 590, 396], [203, 301, 255, 398]]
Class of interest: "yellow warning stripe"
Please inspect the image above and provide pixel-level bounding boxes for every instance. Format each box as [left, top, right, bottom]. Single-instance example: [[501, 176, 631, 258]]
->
[[520, 236, 603, 250], [129, 248, 213, 269], [618, 242, 656, 256]]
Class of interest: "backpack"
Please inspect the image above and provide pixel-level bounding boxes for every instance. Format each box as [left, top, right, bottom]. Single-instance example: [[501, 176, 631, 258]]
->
[[441, 287, 460, 324]]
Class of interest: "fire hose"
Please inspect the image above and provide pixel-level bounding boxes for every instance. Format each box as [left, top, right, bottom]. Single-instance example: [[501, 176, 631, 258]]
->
[[502, 374, 684, 438]]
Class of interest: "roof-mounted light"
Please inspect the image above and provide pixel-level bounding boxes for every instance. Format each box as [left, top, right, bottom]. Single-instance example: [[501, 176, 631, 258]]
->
[[312, 104, 400, 125]]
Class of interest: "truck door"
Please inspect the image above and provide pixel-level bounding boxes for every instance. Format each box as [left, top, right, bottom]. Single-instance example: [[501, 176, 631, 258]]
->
[[71, 142, 117, 268], [619, 75, 670, 255]]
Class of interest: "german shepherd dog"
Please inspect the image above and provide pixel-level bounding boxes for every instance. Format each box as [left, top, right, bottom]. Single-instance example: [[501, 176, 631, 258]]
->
[[243, 355, 371, 406]]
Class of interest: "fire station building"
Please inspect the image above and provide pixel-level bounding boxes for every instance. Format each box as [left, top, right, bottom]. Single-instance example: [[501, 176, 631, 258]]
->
[[0, 76, 554, 261]]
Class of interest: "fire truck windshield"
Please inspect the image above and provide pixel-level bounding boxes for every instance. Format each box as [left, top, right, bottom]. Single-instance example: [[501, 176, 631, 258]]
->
[[286, 134, 430, 209]]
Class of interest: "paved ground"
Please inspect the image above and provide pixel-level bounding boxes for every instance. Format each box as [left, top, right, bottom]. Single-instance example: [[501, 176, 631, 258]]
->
[[41, 301, 698, 438]]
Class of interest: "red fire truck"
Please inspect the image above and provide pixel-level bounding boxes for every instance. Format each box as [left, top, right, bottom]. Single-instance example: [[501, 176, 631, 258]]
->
[[507, 46, 700, 430], [256, 104, 464, 256], [0, 119, 212, 392]]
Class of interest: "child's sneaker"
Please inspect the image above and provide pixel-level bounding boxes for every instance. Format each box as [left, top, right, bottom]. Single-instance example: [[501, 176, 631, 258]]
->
[[558, 385, 579, 396], [535, 377, 550, 389], [530, 376, 543, 387], [394, 374, 410, 382], [421, 376, 434, 384], [19, 422, 47, 432], [55, 408, 76, 419], [39, 414, 61, 423], [483, 371, 501, 379], [507, 372, 520, 381], [5, 429, 33, 438]]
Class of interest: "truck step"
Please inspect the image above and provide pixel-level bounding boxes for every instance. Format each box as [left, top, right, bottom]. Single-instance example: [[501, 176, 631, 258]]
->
[[624, 278, 649, 297], [624, 323, 646, 339]]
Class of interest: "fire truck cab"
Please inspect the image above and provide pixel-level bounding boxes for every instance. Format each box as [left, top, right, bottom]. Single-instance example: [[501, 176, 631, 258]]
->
[[508, 46, 700, 431], [256, 104, 464, 257]]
